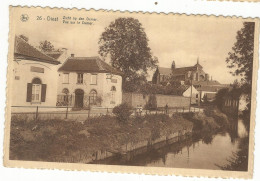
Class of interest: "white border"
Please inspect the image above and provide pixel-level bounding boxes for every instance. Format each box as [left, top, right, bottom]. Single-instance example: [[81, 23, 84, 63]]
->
[[1, 1, 260, 181]]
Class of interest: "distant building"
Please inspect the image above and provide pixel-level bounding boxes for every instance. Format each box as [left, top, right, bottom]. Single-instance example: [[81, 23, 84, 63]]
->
[[12, 36, 61, 112], [195, 81, 230, 102], [57, 55, 123, 108], [152, 59, 210, 85], [182, 85, 200, 104]]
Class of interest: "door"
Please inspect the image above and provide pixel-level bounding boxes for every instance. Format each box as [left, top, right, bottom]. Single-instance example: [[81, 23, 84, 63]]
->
[[75, 89, 84, 108]]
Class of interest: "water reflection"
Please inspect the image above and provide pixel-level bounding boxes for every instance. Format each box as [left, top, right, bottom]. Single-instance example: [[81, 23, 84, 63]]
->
[[94, 118, 247, 170]]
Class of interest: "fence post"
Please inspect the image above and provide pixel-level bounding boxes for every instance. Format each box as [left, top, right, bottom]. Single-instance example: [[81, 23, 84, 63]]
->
[[183, 107, 184, 113], [88, 109, 90, 118], [107, 108, 109, 115], [35, 106, 38, 120], [65, 106, 68, 119]]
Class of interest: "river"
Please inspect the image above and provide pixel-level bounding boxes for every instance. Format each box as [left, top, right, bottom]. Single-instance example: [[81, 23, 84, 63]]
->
[[94, 119, 248, 170]]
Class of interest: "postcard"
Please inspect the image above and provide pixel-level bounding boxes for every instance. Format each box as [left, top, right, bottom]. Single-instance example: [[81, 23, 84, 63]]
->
[[4, 6, 259, 179]]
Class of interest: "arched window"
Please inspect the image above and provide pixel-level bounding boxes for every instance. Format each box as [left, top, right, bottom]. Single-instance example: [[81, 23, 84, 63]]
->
[[89, 89, 97, 105], [62, 88, 69, 94], [31, 78, 42, 102], [62, 88, 70, 105], [111, 86, 116, 104], [26, 78, 46, 103]]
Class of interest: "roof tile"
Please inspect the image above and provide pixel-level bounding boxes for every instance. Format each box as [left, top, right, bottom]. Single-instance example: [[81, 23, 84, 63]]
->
[[58, 56, 123, 75], [14, 36, 60, 64]]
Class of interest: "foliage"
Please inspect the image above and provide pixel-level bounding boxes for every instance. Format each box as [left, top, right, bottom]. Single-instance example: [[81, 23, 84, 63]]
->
[[39, 40, 55, 52], [112, 103, 133, 122], [19, 34, 29, 42], [144, 94, 157, 110], [217, 136, 249, 171], [226, 22, 254, 97], [98, 17, 158, 90], [95, 96, 103, 106], [214, 88, 229, 110]]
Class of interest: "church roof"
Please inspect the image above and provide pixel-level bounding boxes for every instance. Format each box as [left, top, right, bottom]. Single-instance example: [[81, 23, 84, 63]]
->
[[157, 65, 198, 76], [58, 56, 123, 76], [14, 36, 60, 65], [158, 67, 172, 75], [171, 66, 197, 76]]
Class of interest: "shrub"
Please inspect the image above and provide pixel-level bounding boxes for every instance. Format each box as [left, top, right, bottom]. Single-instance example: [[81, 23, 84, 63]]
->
[[144, 94, 157, 110], [112, 103, 133, 122]]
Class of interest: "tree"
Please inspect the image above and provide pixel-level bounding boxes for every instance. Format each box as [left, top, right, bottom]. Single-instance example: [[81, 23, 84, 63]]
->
[[226, 22, 255, 130], [39, 40, 55, 52], [226, 22, 255, 95], [112, 103, 133, 123], [19, 34, 29, 42], [98, 18, 158, 89]]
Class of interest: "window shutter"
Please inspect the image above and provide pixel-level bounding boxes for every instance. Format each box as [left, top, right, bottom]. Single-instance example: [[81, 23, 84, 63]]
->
[[41, 84, 47, 102], [26, 83, 32, 102]]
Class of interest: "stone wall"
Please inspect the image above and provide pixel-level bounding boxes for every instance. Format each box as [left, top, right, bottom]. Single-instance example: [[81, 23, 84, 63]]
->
[[123, 93, 190, 108]]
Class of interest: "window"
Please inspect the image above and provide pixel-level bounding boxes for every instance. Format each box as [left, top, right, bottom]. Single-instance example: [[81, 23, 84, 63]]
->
[[63, 73, 69, 84], [111, 86, 116, 104], [32, 84, 41, 102], [90, 74, 97, 85], [77, 73, 83, 84], [26, 78, 47, 103], [89, 90, 97, 105], [62, 88, 70, 105]]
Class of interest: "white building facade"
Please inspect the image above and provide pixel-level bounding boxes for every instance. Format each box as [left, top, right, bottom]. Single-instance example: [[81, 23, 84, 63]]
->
[[11, 36, 61, 112], [57, 56, 123, 108]]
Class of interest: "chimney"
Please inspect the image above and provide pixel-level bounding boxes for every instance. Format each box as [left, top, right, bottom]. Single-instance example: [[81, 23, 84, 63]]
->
[[71, 53, 74, 57]]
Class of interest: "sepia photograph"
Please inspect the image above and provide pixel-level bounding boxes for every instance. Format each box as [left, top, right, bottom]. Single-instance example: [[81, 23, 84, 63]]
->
[[4, 6, 259, 178]]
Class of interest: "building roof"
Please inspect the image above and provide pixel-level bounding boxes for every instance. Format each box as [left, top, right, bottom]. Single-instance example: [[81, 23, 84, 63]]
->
[[158, 64, 199, 76], [193, 80, 221, 86], [14, 36, 60, 65], [171, 66, 197, 76], [158, 67, 172, 75], [58, 56, 123, 75], [45, 51, 63, 59]]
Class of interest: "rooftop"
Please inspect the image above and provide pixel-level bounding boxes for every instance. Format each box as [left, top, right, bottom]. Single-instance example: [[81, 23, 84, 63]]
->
[[14, 36, 60, 65], [158, 63, 200, 76], [58, 56, 123, 76]]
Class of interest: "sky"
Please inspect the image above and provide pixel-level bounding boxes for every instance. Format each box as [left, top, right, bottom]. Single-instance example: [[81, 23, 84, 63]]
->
[[12, 7, 249, 84]]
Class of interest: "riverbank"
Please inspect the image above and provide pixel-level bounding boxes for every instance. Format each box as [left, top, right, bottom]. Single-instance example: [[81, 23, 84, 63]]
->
[[9, 107, 231, 164], [10, 113, 192, 163]]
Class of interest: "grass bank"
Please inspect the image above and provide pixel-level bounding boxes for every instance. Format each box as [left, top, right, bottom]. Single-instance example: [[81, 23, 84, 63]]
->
[[10, 114, 192, 163], [10, 107, 230, 163]]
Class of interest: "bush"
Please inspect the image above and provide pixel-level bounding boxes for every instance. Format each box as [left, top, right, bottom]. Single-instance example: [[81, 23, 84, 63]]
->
[[112, 103, 133, 122], [144, 94, 157, 110]]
